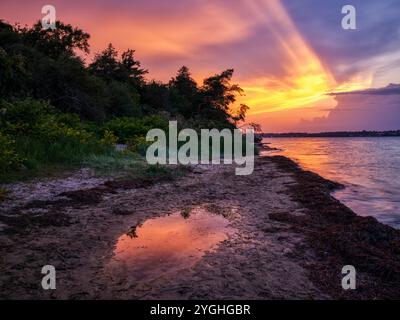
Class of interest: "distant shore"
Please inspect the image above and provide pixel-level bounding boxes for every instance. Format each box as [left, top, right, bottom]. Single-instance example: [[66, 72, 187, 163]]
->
[[263, 130, 400, 138], [0, 151, 399, 299]]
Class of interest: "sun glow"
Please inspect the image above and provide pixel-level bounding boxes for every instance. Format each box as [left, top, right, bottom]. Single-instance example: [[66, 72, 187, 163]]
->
[[238, 0, 337, 115]]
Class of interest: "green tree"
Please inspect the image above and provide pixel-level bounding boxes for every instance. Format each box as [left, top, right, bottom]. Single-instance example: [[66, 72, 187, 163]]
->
[[200, 69, 247, 126], [141, 80, 171, 113], [169, 66, 198, 98], [88, 43, 120, 82], [169, 66, 199, 117], [121, 49, 147, 86], [20, 21, 90, 58], [89, 44, 147, 85]]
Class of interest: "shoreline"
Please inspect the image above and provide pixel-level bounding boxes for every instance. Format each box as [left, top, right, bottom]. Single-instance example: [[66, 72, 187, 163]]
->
[[268, 155, 400, 299], [0, 153, 399, 299]]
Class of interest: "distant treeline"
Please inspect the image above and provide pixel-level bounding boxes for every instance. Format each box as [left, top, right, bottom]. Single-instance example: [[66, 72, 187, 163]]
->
[[263, 130, 400, 138]]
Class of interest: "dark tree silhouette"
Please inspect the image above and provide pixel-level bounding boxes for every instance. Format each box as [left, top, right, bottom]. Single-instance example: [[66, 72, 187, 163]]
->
[[20, 21, 90, 58], [0, 20, 249, 125]]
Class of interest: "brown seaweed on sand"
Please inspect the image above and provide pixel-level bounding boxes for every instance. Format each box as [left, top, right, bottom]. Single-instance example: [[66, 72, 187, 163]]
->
[[269, 155, 400, 299]]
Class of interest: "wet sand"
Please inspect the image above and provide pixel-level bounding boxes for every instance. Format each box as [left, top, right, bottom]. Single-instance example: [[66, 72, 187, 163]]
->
[[0, 155, 399, 299]]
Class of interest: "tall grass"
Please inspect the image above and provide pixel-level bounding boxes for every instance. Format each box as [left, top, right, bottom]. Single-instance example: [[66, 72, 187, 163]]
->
[[14, 137, 112, 169]]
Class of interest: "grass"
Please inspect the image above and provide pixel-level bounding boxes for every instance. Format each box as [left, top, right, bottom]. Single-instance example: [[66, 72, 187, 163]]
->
[[0, 135, 128, 183], [0, 144, 188, 186], [1, 132, 256, 184], [83, 151, 147, 177], [15, 137, 109, 168]]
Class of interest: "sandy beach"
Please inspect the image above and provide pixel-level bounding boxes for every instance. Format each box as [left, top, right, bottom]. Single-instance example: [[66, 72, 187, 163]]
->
[[0, 155, 399, 299]]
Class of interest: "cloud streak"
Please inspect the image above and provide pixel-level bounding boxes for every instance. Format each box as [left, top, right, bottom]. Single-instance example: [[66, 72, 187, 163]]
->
[[330, 83, 400, 95]]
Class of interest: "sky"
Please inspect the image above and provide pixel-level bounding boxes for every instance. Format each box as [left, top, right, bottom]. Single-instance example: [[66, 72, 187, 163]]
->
[[1, 0, 400, 132]]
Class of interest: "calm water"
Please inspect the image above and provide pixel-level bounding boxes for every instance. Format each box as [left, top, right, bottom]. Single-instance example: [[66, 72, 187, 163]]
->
[[107, 207, 234, 284], [264, 137, 400, 228]]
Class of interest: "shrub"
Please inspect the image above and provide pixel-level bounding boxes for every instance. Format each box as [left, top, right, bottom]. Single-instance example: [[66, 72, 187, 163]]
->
[[104, 115, 168, 143], [127, 135, 151, 156], [0, 98, 50, 135], [0, 99, 115, 171], [33, 115, 95, 144], [0, 132, 24, 173], [54, 112, 82, 128], [100, 130, 118, 147]]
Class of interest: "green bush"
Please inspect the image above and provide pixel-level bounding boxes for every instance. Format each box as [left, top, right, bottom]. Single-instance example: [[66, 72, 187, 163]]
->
[[33, 115, 95, 144], [127, 135, 152, 156], [0, 98, 50, 135], [104, 115, 168, 143], [0, 132, 24, 173], [0, 99, 117, 173], [54, 112, 82, 128], [100, 130, 118, 147]]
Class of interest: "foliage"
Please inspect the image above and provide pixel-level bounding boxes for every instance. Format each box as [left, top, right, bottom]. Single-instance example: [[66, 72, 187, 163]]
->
[[0, 18, 251, 180], [89, 43, 147, 86], [0, 132, 24, 173], [0, 98, 50, 134], [19, 21, 90, 58], [127, 135, 151, 156], [100, 130, 118, 147], [0, 99, 113, 175], [104, 115, 169, 143]]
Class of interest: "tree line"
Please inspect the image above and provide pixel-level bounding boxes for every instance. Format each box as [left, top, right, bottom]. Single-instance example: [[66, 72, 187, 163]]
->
[[0, 20, 248, 128]]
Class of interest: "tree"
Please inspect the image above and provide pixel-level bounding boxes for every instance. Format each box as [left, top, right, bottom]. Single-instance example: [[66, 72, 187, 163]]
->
[[89, 44, 147, 85], [0, 18, 251, 127], [169, 66, 198, 98], [0, 20, 21, 47], [105, 80, 141, 117], [231, 104, 250, 124], [248, 122, 262, 133], [141, 80, 170, 113], [88, 43, 120, 82], [169, 66, 199, 117], [0, 47, 28, 98], [200, 69, 246, 126], [121, 49, 147, 86], [20, 21, 90, 58]]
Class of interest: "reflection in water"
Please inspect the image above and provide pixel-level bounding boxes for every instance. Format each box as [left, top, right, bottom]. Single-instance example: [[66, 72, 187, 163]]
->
[[108, 208, 234, 284], [264, 137, 400, 228]]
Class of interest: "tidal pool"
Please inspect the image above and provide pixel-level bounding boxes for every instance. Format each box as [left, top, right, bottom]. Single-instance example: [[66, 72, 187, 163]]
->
[[107, 207, 235, 283]]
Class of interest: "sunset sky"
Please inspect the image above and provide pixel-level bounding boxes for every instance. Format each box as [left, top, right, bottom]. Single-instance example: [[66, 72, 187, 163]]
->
[[1, 0, 400, 132]]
